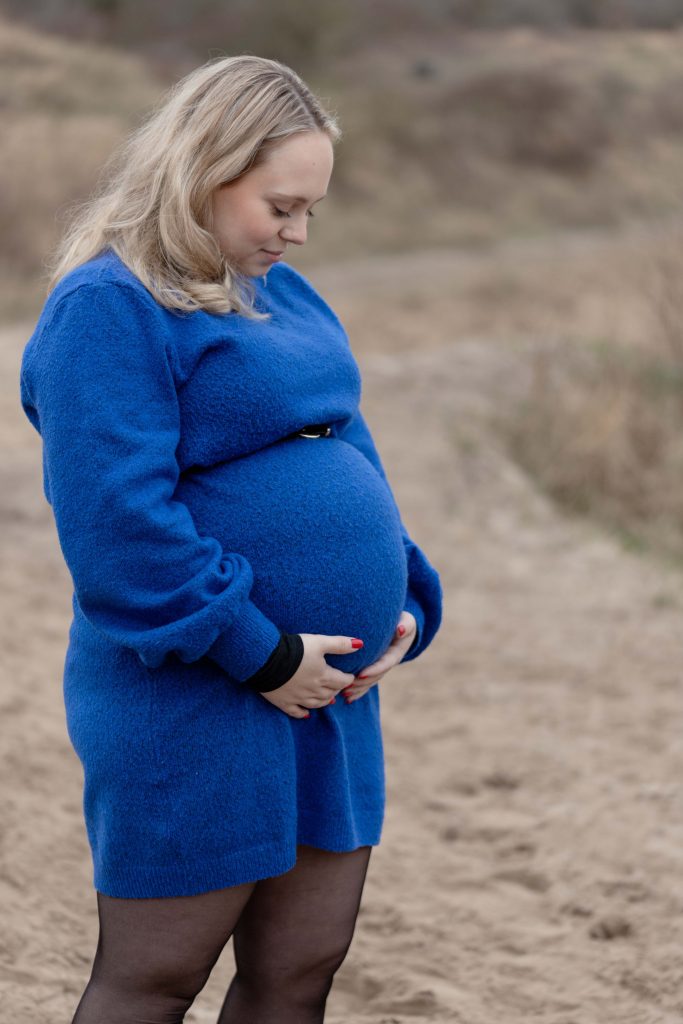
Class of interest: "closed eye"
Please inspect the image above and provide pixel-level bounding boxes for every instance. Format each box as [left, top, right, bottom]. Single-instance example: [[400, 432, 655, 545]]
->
[[272, 206, 315, 219]]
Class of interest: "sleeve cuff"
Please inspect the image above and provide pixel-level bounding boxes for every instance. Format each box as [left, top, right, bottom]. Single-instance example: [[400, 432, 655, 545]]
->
[[242, 632, 305, 692], [205, 598, 283, 683]]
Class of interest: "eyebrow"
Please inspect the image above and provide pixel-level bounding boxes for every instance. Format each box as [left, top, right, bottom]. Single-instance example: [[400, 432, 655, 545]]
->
[[269, 192, 327, 204]]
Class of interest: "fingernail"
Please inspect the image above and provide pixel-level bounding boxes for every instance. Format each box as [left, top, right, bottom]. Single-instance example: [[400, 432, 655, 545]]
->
[[304, 713, 311, 718], [398, 625, 406, 636], [351, 638, 364, 649], [329, 698, 336, 705], [357, 674, 367, 679]]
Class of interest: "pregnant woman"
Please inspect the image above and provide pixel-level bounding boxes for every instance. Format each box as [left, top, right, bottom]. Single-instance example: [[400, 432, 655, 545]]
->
[[19, 55, 442, 1023]]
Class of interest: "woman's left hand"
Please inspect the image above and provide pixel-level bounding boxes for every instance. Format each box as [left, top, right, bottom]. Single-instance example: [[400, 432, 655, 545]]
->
[[343, 610, 417, 703]]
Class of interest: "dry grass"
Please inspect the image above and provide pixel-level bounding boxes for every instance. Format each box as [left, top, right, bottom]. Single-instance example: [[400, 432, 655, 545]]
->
[[498, 343, 683, 558], [490, 228, 683, 567]]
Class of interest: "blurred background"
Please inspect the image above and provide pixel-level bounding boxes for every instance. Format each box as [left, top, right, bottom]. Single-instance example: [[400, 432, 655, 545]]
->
[[3, 4, 683, 1022], [4, 0, 683, 566]]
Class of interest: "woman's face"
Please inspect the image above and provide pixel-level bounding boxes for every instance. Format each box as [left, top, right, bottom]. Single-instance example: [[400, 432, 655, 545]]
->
[[211, 130, 334, 277]]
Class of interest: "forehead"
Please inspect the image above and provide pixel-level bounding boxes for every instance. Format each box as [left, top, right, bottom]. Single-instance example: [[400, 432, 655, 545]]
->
[[254, 134, 333, 201]]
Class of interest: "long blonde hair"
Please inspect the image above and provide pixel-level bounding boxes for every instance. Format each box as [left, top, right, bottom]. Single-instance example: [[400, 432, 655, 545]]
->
[[48, 55, 341, 319]]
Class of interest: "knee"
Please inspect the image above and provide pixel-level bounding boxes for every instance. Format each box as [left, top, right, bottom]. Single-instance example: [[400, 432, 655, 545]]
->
[[240, 942, 350, 995], [73, 975, 204, 1024], [90, 952, 212, 1008]]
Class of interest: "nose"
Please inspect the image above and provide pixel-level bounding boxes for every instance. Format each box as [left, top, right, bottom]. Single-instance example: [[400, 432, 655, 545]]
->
[[279, 213, 307, 246]]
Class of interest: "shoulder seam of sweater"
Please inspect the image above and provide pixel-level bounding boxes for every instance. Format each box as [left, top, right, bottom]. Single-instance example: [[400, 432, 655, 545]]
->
[[48, 276, 159, 320], [37, 277, 181, 383]]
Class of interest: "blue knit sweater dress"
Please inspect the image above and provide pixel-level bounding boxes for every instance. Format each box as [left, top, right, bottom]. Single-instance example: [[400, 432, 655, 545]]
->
[[19, 249, 443, 898]]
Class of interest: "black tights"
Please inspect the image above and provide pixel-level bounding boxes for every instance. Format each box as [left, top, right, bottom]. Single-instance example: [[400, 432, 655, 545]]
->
[[71, 843, 372, 1024]]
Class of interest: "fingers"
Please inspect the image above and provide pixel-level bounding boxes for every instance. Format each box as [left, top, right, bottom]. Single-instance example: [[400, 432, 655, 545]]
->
[[300, 692, 338, 710], [323, 635, 365, 655], [334, 670, 357, 687], [289, 706, 312, 719], [288, 684, 340, 715], [356, 652, 396, 678], [359, 625, 414, 678], [398, 611, 417, 636], [269, 635, 364, 720], [343, 677, 379, 703], [288, 679, 367, 715]]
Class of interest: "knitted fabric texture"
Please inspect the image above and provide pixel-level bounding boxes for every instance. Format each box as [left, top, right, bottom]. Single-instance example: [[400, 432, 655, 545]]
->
[[19, 249, 443, 897]]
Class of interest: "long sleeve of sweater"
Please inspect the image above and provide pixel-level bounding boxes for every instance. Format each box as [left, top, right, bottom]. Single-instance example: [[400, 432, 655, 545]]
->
[[332, 407, 443, 663], [19, 281, 283, 681]]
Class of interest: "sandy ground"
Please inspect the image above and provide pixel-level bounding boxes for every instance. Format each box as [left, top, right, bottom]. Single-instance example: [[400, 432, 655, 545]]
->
[[2, 232, 683, 1022]]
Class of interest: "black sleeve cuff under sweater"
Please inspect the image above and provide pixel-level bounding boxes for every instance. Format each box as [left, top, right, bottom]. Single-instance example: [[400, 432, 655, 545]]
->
[[242, 631, 305, 692], [244, 625, 419, 692]]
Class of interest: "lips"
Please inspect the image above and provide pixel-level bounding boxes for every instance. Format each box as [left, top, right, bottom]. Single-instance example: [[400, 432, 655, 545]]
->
[[263, 249, 285, 256]]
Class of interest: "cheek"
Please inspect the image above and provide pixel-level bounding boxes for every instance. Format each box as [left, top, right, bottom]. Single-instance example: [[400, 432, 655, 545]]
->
[[212, 193, 255, 242], [252, 210, 277, 240]]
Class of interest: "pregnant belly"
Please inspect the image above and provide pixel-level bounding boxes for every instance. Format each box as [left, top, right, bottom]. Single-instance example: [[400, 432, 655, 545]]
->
[[175, 436, 409, 672]]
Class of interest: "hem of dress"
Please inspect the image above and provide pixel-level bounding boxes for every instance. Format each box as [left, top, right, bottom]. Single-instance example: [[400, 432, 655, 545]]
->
[[92, 839, 299, 899], [297, 823, 384, 852]]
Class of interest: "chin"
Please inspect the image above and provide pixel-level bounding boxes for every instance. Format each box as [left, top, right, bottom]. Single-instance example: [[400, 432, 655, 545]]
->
[[238, 260, 269, 278]]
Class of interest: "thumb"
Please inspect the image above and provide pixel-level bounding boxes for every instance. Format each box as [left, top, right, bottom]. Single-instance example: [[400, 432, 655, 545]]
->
[[324, 635, 364, 655]]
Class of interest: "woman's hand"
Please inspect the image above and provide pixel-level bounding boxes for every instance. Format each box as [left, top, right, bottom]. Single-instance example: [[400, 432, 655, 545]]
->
[[258, 633, 359, 719], [344, 610, 417, 703]]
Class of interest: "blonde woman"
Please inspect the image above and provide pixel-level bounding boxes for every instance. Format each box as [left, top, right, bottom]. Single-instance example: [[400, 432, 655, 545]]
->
[[19, 55, 443, 1023]]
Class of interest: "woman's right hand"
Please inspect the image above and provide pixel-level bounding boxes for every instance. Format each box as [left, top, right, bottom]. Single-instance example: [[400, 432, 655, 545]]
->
[[259, 634, 361, 719]]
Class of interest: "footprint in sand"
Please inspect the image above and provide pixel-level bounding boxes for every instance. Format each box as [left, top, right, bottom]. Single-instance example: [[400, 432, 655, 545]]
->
[[0, 963, 36, 985], [333, 964, 384, 1002], [481, 769, 521, 790], [599, 878, 652, 902], [500, 840, 537, 856], [560, 900, 593, 917], [589, 914, 633, 939], [377, 987, 443, 1016], [493, 867, 551, 893], [357, 903, 407, 934], [445, 777, 480, 796]]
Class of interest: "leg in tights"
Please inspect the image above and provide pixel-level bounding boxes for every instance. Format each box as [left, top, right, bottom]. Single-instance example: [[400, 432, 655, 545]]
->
[[217, 844, 372, 1024], [71, 879, 256, 1024], [70, 844, 371, 1024]]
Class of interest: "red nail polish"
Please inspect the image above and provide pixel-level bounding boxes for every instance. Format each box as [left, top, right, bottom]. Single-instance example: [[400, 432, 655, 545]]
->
[[357, 674, 367, 679], [398, 625, 406, 636], [304, 713, 311, 718], [351, 638, 364, 649], [329, 698, 336, 705]]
